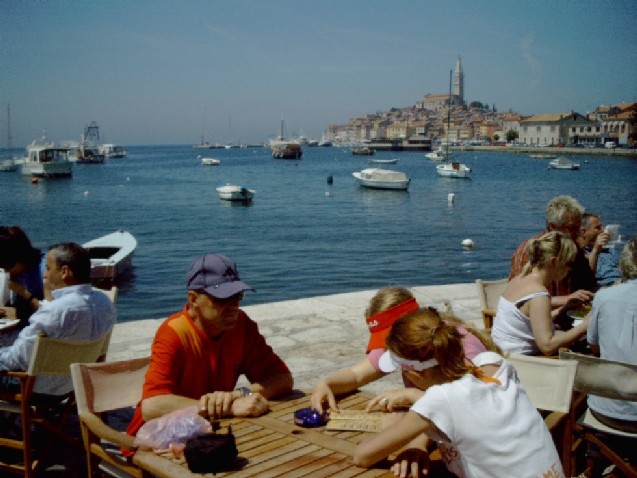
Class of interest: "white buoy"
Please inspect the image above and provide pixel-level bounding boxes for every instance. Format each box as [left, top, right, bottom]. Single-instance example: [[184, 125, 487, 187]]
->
[[84, 190, 89, 196], [461, 239, 474, 248], [448, 193, 455, 204]]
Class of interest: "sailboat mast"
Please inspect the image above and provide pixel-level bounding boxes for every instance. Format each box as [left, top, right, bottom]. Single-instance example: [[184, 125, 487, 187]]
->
[[446, 69, 452, 157], [7, 104, 11, 159]]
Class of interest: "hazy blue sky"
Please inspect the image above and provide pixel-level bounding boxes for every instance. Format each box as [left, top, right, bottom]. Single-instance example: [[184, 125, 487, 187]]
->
[[2, 0, 636, 146]]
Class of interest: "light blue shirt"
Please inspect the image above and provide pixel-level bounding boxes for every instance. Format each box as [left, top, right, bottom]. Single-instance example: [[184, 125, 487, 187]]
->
[[0, 283, 116, 395], [587, 278, 637, 421]]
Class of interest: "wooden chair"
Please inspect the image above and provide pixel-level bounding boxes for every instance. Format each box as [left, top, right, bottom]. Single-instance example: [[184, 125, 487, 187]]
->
[[560, 350, 637, 478], [507, 352, 578, 476], [70, 356, 150, 478], [0, 332, 112, 478], [475, 278, 508, 330]]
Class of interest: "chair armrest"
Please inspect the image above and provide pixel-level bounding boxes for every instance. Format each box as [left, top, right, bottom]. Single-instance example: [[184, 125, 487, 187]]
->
[[80, 412, 138, 450], [0, 370, 28, 379]]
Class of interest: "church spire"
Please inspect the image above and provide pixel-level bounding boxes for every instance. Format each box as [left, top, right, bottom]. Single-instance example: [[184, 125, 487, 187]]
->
[[453, 56, 464, 105]]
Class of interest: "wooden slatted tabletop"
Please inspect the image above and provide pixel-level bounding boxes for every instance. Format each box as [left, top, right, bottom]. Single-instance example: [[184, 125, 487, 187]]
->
[[133, 390, 398, 478]]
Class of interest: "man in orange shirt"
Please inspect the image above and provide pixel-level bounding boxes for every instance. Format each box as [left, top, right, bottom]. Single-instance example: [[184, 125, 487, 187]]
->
[[509, 195, 597, 311], [127, 254, 293, 437]]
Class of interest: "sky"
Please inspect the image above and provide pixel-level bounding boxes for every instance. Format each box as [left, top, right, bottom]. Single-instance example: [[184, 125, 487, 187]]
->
[[2, 0, 636, 147]]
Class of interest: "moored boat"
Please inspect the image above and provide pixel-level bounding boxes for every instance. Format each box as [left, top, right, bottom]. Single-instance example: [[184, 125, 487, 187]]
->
[[352, 168, 410, 190], [368, 158, 399, 164], [529, 153, 557, 159], [436, 161, 472, 179], [83, 230, 137, 282], [20, 138, 73, 178], [548, 157, 580, 170], [76, 121, 105, 164], [272, 142, 302, 159], [198, 155, 221, 165], [100, 144, 127, 158], [426, 147, 451, 161], [352, 147, 374, 156], [216, 184, 255, 202]]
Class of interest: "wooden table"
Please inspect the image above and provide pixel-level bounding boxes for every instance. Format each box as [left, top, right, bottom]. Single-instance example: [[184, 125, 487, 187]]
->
[[133, 390, 399, 478], [0, 307, 19, 333]]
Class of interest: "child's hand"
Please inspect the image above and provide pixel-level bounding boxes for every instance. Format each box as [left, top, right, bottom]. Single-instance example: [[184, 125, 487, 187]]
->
[[367, 389, 423, 412], [391, 448, 430, 477], [310, 381, 338, 414]]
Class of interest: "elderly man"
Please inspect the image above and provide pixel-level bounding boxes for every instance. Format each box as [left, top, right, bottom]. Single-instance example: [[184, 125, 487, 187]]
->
[[578, 213, 621, 287], [127, 253, 293, 437], [509, 195, 597, 311], [0, 242, 115, 396]]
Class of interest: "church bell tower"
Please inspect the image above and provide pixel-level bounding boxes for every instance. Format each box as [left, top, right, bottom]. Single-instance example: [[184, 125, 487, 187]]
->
[[453, 56, 464, 105]]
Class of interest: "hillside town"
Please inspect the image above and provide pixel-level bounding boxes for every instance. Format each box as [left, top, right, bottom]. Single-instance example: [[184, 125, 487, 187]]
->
[[322, 57, 637, 150]]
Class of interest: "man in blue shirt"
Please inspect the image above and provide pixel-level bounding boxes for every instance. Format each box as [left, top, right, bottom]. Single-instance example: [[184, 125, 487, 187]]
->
[[578, 213, 621, 287], [0, 242, 115, 396]]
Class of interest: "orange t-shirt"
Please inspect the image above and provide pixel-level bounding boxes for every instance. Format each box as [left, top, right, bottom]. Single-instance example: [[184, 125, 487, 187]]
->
[[126, 306, 289, 437]]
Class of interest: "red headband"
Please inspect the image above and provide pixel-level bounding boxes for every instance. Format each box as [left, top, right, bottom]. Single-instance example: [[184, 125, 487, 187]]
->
[[366, 297, 419, 353]]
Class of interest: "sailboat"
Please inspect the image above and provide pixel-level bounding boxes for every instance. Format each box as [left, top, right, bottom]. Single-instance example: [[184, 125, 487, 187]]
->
[[270, 117, 302, 159], [0, 105, 19, 172], [436, 70, 471, 179]]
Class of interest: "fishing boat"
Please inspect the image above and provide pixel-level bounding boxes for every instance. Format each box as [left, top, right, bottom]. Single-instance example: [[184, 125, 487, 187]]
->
[[20, 137, 73, 178], [368, 158, 399, 164], [83, 230, 137, 282], [352, 147, 374, 156], [198, 155, 221, 166], [352, 168, 410, 190], [270, 118, 303, 159], [436, 161, 472, 179], [100, 144, 127, 158], [1, 105, 18, 172], [216, 184, 255, 202], [76, 121, 105, 164], [548, 157, 580, 170], [435, 70, 471, 179]]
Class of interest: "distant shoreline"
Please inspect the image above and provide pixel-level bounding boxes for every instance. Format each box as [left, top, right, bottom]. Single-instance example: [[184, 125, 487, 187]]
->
[[450, 145, 637, 157]]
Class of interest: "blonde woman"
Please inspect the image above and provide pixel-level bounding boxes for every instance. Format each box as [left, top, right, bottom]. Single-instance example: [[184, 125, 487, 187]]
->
[[492, 231, 590, 356]]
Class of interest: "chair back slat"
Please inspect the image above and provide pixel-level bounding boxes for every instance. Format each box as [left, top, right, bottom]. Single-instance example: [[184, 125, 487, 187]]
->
[[559, 350, 637, 402], [27, 333, 112, 376], [475, 278, 508, 311], [72, 356, 150, 414], [507, 352, 578, 413]]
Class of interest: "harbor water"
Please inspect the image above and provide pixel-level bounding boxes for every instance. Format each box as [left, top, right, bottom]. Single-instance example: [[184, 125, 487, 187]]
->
[[1, 146, 635, 323]]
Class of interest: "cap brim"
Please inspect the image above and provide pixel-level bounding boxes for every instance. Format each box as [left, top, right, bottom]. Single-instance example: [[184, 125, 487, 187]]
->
[[378, 351, 397, 373], [204, 280, 254, 299], [366, 329, 390, 354]]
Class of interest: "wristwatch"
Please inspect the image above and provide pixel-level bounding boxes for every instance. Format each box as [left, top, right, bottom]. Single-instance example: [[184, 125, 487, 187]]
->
[[237, 386, 252, 397]]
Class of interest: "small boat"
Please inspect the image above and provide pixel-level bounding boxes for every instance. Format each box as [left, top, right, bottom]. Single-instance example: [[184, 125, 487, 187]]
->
[[368, 158, 399, 164], [270, 118, 303, 159], [76, 121, 105, 164], [548, 157, 580, 170], [198, 155, 221, 166], [436, 161, 472, 179], [83, 230, 137, 282], [100, 144, 127, 158], [352, 147, 374, 156], [20, 137, 73, 178], [216, 184, 255, 202], [352, 168, 410, 190], [425, 147, 451, 161], [529, 154, 557, 159]]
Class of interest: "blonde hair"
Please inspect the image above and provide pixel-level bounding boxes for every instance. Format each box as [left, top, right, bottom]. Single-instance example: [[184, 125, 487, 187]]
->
[[385, 307, 501, 382], [365, 286, 414, 317], [522, 231, 577, 276], [620, 237, 637, 280]]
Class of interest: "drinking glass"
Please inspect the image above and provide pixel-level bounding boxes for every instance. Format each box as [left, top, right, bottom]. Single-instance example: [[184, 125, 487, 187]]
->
[[605, 224, 620, 247]]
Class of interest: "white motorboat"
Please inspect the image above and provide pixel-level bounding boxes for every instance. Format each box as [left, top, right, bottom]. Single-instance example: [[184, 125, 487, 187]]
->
[[368, 158, 399, 164], [83, 230, 137, 282], [352, 168, 410, 190], [20, 138, 73, 178], [0, 159, 18, 172], [198, 155, 221, 166], [100, 144, 127, 158], [548, 157, 580, 170], [436, 161, 472, 179], [426, 147, 451, 161], [216, 184, 255, 201]]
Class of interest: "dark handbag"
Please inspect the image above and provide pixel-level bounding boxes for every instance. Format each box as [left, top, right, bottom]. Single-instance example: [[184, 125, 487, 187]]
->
[[184, 425, 238, 473]]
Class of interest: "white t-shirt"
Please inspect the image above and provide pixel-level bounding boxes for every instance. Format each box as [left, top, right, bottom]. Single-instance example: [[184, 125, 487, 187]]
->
[[410, 352, 563, 478]]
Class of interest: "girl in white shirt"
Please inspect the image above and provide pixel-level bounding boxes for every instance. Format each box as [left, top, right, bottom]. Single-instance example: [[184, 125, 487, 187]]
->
[[354, 309, 564, 478]]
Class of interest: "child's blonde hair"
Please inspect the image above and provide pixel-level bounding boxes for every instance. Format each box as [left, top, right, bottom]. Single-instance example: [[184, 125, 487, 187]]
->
[[365, 286, 413, 317]]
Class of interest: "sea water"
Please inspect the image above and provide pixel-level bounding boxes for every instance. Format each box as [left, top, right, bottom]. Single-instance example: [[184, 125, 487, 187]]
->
[[1, 146, 635, 323]]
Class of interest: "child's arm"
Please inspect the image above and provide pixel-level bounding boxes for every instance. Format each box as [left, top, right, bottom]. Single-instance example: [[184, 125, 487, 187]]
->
[[311, 358, 383, 413], [353, 411, 433, 468]]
